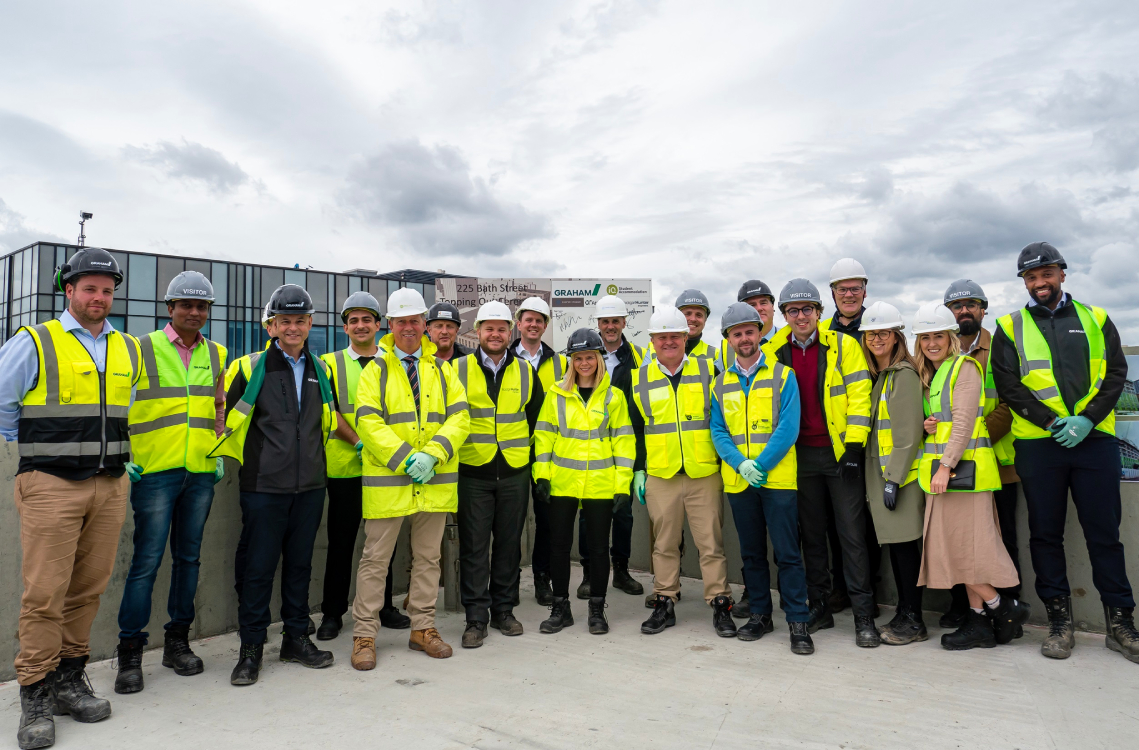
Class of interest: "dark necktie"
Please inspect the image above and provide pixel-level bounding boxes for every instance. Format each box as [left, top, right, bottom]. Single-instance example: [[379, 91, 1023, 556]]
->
[[403, 355, 419, 405]]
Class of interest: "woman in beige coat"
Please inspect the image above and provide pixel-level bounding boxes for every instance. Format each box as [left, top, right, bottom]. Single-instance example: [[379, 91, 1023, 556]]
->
[[861, 302, 927, 645], [911, 304, 1028, 651]]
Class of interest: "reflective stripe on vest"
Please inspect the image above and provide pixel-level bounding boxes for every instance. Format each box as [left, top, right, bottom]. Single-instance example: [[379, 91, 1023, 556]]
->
[[630, 356, 718, 479], [321, 349, 366, 478], [918, 355, 1001, 493], [455, 354, 533, 468], [875, 370, 919, 486], [713, 361, 796, 491]]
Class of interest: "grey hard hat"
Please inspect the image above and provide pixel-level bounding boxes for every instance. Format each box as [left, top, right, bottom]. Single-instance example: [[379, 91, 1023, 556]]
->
[[55, 247, 123, 292], [1017, 241, 1067, 277], [943, 279, 988, 308], [165, 270, 215, 304], [267, 284, 315, 316], [737, 279, 774, 303], [427, 302, 462, 325], [340, 291, 381, 322], [564, 328, 605, 355], [721, 302, 763, 337], [778, 278, 823, 309], [675, 288, 711, 314]]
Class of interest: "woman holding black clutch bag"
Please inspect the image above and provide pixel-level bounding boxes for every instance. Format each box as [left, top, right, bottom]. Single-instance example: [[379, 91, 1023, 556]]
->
[[911, 303, 1027, 652]]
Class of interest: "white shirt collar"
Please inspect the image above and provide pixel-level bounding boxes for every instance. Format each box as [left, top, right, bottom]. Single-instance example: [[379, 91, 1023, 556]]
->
[[656, 354, 688, 376], [60, 309, 113, 339], [730, 351, 765, 377], [792, 329, 817, 350], [514, 340, 542, 366], [346, 345, 379, 360], [479, 348, 508, 375]]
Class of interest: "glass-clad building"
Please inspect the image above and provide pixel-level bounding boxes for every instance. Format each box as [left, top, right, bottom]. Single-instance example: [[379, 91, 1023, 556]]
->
[[0, 242, 463, 358]]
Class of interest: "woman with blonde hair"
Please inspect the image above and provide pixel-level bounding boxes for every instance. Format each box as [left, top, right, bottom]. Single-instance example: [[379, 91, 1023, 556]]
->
[[532, 329, 635, 635], [911, 304, 1028, 651], [860, 302, 927, 645]]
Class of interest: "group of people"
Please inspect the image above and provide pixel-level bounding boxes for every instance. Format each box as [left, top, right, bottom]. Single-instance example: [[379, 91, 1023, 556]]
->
[[2, 241, 1136, 750]]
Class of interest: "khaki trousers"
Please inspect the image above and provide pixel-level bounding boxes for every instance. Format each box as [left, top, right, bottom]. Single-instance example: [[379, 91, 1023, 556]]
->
[[646, 473, 729, 604], [14, 470, 129, 685], [353, 511, 447, 636]]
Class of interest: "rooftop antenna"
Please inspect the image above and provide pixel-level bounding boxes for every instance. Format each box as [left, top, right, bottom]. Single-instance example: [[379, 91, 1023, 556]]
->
[[78, 211, 93, 247]]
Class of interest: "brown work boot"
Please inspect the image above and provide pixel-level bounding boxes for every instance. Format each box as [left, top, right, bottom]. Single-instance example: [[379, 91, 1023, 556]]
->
[[409, 628, 453, 659], [351, 637, 376, 671]]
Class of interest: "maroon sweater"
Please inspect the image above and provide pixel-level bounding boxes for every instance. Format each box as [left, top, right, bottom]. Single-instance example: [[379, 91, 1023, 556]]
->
[[791, 338, 831, 447]]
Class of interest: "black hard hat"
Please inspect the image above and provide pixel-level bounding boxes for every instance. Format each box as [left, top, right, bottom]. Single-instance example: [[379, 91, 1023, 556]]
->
[[1017, 242, 1067, 277], [737, 279, 774, 303], [55, 247, 123, 292], [267, 284, 315, 316], [564, 328, 604, 355], [427, 302, 462, 325]]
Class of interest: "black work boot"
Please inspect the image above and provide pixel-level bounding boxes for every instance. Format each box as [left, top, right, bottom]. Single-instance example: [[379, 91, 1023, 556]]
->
[[379, 606, 411, 630], [317, 614, 342, 641], [939, 599, 970, 629], [279, 632, 334, 669], [490, 611, 524, 636], [113, 638, 145, 694], [540, 596, 574, 634], [163, 626, 204, 676], [878, 604, 928, 646], [51, 657, 111, 723], [737, 613, 774, 642], [733, 587, 751, 620], [534, 571, 555, 606], [854, 614, 881, 648], [806, 598, 834, 633], [462, 621, 487, 648], [588, 597, 609, 635], [941, 610, 996, 651], [984, 596, 1030, 645], [1104, 605, 1139, 664], [788, 622, 815, 655], [712, 596, 738, 637], [611, 558, 644, 595], [17, 678, 54, 750], [641, 595, 677, 634], [230, 642, 263, 686], [576, 563, 592, 600], [1041, 596, 1074, 659]]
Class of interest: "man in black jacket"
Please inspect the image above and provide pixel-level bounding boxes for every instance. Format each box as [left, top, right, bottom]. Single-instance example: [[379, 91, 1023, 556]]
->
[[991, 242, 1138, 664]]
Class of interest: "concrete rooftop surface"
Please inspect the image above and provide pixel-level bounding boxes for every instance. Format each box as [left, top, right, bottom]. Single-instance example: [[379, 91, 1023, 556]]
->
[[2, 569, 1137, 750]]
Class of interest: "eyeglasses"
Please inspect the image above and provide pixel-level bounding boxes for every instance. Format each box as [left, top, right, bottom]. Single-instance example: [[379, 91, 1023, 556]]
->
[[864, 330, 895, 341], [783, 306, 817, 318], [947, 300, 981, 312], [833, 284, 865, 297]]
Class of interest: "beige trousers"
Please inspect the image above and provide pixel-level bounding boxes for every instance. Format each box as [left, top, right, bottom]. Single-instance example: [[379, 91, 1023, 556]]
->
[[646, 473, 729, 604], [14, 471, 129, 685], [353, 511, 447, 636]]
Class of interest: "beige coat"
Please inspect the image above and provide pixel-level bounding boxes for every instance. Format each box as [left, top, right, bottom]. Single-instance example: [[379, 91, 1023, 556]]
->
[[865, 362, 925, 544]]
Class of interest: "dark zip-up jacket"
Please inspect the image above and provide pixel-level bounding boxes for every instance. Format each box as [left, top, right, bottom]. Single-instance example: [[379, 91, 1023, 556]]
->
[[458, 347, 545, 481], [990, 298, 1127, 437], [607, 336, 641, 406], [827, 306, 865, 342], [773, 331, 833, 421]]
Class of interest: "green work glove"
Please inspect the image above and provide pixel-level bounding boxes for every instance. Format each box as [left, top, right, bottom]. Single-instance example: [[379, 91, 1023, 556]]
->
[[355, 440, 364, 459], [1052, 415, 1094, 448], [633, 470, 647, 505], [738, 459, 767, 488], [214, 457, 225, 485], [125, 462, 143, 483], [404, 452, 438, 483]]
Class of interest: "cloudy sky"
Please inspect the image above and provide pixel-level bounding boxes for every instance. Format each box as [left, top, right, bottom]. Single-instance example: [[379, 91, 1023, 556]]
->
[[2, 0, 1137, 342]]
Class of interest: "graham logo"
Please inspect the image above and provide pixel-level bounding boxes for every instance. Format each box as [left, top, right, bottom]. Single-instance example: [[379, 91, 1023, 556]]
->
[[113, 371, 130, 377], [606, 284, 618, 295], [1023, 255, 1042, 265], [90, 260, 112, 267], [555, 285, 602, 297], [1069, 329, 1084, 333]]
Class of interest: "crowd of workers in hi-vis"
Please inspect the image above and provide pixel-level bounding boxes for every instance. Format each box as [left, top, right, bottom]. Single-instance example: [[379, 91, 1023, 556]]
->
[[1, 240, 1135, 749]]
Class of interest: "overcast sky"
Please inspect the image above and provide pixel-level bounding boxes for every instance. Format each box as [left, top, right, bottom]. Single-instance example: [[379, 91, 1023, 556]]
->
[[1, 1, 1137, 342]]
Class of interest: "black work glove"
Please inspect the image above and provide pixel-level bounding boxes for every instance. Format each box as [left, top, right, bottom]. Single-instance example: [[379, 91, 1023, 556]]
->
[[882, 480, 899, 511], [534, 479, 551, 504], [838, 443, 862, 482], [614, 493, 631, 508]]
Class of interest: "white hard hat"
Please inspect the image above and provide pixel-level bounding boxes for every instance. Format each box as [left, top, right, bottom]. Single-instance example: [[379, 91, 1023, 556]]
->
[[261, 303, 274, 328], [911, 303, 959, 335], [594, 294, 628, 319], [861, 301, 905, 332], [385, 287, 429, 318], [515, 296, 551, 321], [647, 306, 689, 335], [475, 300, 513, 327], [829, 257, 869, 285]]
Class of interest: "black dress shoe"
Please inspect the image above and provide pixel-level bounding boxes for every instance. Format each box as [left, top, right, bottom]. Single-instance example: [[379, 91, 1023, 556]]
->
[[317, 614, 343, 641], [230, 642, 263, 686], [984, 597, 1030, 645], [163, 627, 204, 676], [855, 614, 881, 648], [540, 597, 574, 634], [807, 599, 834, 633], [737, 614, 774, 641], [611, 558, 644, 596], [789, 622, 815, 655], [941, 611, 996, 651], [534, 571, 555, 606], [490, 611, 524, 636], [114, 638, 145, 694], [641, 595, 676, 634], [280, 633, 334, 668], [380, 606, 411, 630], [712, 596, 738, 637], [51, 657, 111, 723], [17, 679, 54, 750]]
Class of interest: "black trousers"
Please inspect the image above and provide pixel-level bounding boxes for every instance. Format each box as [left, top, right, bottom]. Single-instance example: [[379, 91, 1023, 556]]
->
[[889, 540, 924, 614], [548, 497, 613, 599], [320, 477, 396, 618], [457, 472, 531, 622], [531, 481, 551, 575], [949, 481, 1021, 610], [796, 445, 875, 617], [1017, 436, 1134, 608], [829, 502, 881, 595]]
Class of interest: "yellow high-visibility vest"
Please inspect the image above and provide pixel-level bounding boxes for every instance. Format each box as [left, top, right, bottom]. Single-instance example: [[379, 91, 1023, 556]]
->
[[321, 348, 372, 479], [712, 358, 797, 491], [536, 353, 568, 393], [918, 355, 1001, 494], [454, 353, 534, 468], [873, 369, 920, 486], [630, 355, 719, 479]]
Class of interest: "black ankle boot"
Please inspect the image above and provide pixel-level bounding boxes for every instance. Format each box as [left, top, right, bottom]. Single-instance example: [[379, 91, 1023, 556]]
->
[[941, 610, 996, 651], [534, 571, 554, 606], [576, 564, 592, 600], [1104, 605, 1139, 664], [712, 596, 738, 637], [380, 605, 411, 630], [230, 642, 263, 686], [317, 614, 343, 641], [113, 638, 145, 694], [737, 613, 774, 641], [588, 597, 609, 634], [807, 598, 834, 633], [52, 657, 111, 723], [163, 626, 204, 676], [280, 632, 334, 669], [641, 595, 676, 634], [788, 622, 815, 655], [879, 604, 928, 646], [984, 596, 1030, 645], [611, 558, 643, 596], [17, 678, 54, 750], [854, 614, 881, 648], [541, 596, 574, 634], [939, 600, 970, 629], [1041, 596, 1074, 659], [733, 588, 751, 620]]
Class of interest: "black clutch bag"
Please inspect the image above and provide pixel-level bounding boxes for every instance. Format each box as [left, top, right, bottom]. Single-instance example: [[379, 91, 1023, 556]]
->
[[931, 459, 976, 491]]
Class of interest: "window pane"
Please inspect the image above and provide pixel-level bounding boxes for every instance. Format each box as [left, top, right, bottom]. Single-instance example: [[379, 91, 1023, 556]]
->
[[111, 299, 127, 315], [10, 251, 22, 300], [108, 315, 126, 332], [334, 329, 348, 350], [211, 317, 226, 349], [308, 326, 327, 356], [388, 280, 401, 298], [348, 276, 362, 294], [335, 275, 348, 310], [406, 282, 423, 298], [285, 269, 306, 287], [308, 272, 328, 310], [186, 259, 211, 278], [423, 283, 435, 306], [128, 255, 157, 300], [261, 267, 283, 302], [127, 316, 154, 336], [129, 300, 156, 316], [211, 263, 228, 304], [38, 245, 55, 293], [368, 278, 388, 315], [156, 256, 185, 299]]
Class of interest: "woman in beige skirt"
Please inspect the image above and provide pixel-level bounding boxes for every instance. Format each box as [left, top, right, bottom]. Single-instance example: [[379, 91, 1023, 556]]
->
[[911, 303, 1029, 651]]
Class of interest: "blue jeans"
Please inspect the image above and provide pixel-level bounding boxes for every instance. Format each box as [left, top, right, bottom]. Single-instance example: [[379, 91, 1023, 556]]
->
[[578, 495, 633, 565], [727, 487, 809, 622], [117, 469, 216, 641]]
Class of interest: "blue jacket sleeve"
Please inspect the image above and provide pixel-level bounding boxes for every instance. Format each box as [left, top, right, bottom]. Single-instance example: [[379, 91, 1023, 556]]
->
[[755, 369, 800, 473], [0, 330, 41, 442], [711, 392, 749, 471]]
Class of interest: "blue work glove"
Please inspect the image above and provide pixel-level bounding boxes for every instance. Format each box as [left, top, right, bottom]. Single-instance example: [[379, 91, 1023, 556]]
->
[[738, 459, 767, 488], [1051, 416, 1094, 448], [214, 457, 225, 485], [355, 440, 364, 459], [633, 470, 647, 505], [125, 462, 143, 483], [404, 452, 438, 483]]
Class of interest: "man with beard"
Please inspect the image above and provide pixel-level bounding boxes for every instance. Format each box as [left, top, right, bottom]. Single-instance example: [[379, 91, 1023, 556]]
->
[[992, 241, 1138, 664], [937, 280, 1023, 632], [427, 302, 469, 364]]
